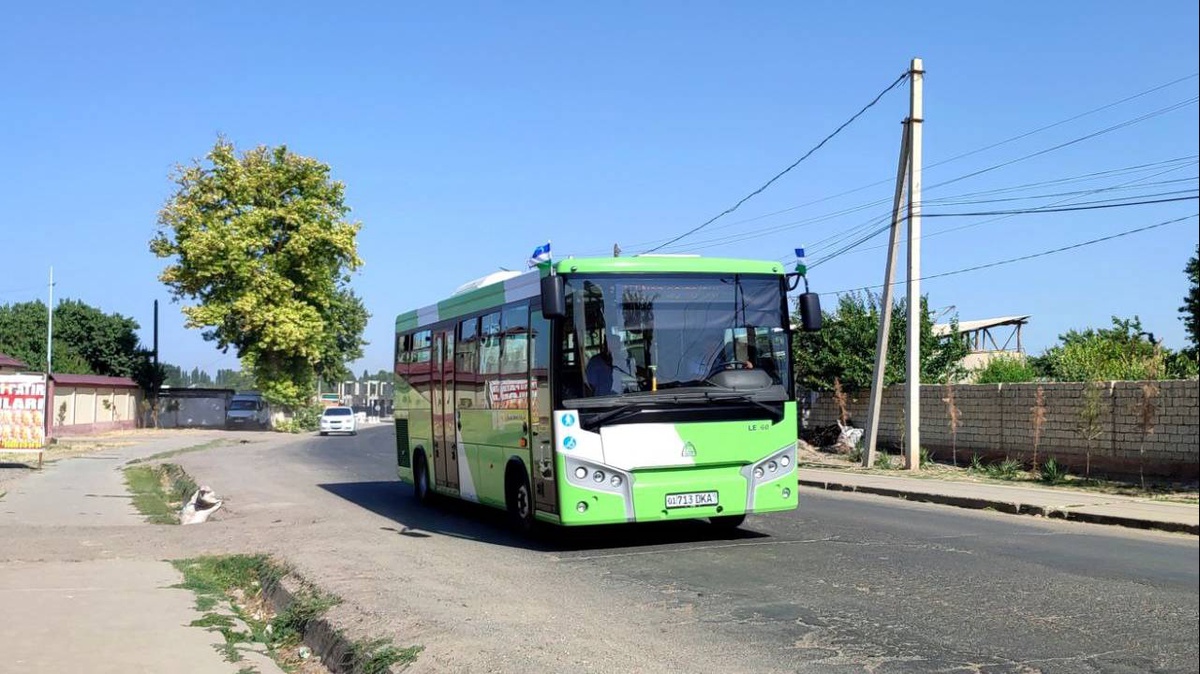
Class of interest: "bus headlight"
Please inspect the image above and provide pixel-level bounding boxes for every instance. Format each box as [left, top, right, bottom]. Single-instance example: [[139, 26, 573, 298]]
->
[[767, 461, 778, 473], [780, 455, 791, 468], [575, 466, 588, 480], [754, 467, 765, 479], [610, 475, 622, 488], [593, 470, 605, 483]]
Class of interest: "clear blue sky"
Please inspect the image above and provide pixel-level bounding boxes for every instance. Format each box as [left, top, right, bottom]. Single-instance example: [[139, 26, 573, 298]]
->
[[2, 1, 1197, 375]]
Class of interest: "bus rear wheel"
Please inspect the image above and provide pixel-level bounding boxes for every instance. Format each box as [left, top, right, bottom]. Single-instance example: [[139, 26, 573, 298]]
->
[[709, 514, 746, 531], [413, 452, 433, 504]]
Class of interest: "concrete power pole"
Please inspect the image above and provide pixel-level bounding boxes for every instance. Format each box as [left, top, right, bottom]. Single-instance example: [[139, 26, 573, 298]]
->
[[861, 122, 910, 467], [862, 58, 924, 470], [904, 58, 925, 471]]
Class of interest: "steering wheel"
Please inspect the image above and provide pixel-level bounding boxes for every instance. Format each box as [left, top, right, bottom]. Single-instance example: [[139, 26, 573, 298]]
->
[[710, 358, 751, 373]]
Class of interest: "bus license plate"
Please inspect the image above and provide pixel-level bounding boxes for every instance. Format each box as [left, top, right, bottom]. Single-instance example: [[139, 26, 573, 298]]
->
[[665, 491, 719, 509]]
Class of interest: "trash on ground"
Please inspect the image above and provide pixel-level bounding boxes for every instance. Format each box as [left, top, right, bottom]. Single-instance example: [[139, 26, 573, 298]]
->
[[180, 486, 223, 525]]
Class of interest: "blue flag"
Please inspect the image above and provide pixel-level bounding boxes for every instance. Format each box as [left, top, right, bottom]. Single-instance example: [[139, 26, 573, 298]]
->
[[528, 242, 552, 268]]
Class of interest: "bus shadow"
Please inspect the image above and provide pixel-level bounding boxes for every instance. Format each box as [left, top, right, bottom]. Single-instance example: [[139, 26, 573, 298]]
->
[[317, 480, 770, 552]]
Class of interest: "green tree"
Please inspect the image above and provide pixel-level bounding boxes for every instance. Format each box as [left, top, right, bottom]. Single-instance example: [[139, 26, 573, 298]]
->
[[0, 300, 145, 376], [973, 354, 1039, 384], [1182, 243, 1199, 355], [1032, 316, 1192, 381], [150, 138, 369, 407], [792, 291, 969, 392]]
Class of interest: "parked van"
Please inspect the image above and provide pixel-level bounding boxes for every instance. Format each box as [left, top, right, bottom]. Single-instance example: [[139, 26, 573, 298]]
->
[[225, 392, 270, 430]]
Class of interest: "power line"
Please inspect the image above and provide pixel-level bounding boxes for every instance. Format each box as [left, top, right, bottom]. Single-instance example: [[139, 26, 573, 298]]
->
[[923, 193, 1198, 218], [820, 213, 1198, 295], [778, 94, 1198, 264], [622, 73, 1200, 256], [817, 163, 1199, 262], [641, 71, 910, 254]]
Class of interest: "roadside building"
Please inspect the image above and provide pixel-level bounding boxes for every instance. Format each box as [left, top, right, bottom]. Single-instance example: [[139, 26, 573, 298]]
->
[[933, 315, 1030, 379], [49, 373, 142, 436], [0, 352, 29, 374]]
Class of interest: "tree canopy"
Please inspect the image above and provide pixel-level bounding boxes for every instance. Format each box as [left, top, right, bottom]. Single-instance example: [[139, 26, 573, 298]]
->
[[151, 138, 369, 407], [792, 292, 969, 392], [0, 299, 147, 377], [1031, 316, 1197, 381], [1182, 243, 1199, 355]]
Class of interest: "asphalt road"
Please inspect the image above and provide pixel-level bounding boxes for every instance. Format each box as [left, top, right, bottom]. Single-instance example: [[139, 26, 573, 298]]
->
[[196, 425, 1200, 673]]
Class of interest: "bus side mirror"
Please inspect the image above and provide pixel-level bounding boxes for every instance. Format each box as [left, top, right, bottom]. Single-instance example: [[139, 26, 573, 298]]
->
[[797, 292, 822, 332], [541, 275, 566, 318]]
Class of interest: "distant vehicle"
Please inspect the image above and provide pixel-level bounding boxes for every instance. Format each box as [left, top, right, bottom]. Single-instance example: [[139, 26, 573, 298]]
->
[[319, 406, 358, 436], [225, 392, 270, 430]]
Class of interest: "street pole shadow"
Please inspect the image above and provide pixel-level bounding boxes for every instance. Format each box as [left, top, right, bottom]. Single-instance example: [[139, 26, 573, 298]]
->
[[317, 480, 769, 553]]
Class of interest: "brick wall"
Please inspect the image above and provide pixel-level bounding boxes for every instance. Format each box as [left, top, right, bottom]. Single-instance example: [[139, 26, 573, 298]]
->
[[804, 380, 1200, 479]]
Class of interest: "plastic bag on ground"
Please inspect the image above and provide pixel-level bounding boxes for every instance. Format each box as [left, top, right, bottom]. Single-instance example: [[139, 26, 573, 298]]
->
[[180, 486, 223, 525]]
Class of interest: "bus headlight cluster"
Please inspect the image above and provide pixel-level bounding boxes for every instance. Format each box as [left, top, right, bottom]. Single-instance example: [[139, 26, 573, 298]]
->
[[564, 457, 631, 495], [749, 446, 796, 485]]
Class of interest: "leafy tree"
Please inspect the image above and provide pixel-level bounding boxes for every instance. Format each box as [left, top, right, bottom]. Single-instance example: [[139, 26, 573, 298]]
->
[[150, 138, 369, 407], [1032, 316, 1193, 381], [1182, 243, 1199, 355], [973, 354, 1039, 384], [792, 291, 969, 392], [215, 368, 257, 391], [0, 300, 146, 377]]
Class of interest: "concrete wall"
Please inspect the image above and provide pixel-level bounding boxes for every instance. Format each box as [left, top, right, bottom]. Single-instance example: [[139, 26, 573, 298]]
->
[[156, 391, 232, 429], [805, 380, 1200, 479], [52, 386, 140, 436]]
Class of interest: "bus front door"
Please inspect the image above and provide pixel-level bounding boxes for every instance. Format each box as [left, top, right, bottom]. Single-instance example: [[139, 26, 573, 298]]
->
[[432, 330, 460, 490]]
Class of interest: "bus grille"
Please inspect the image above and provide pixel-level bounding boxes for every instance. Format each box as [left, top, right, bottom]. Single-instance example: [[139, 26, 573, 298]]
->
[[395, 419, 410, 467]]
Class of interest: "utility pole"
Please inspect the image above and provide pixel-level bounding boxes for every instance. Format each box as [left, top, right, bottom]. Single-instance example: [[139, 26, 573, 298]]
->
[[904, 57, 924, 471], [862, 58, 924, 470], [862, 121, 910, 467], [42, 266, 55, 469]]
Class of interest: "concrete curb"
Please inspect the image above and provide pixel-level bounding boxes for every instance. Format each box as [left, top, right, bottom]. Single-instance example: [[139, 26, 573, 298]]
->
[[261, 572, 400, 674], [798, 478, 1199, 536]]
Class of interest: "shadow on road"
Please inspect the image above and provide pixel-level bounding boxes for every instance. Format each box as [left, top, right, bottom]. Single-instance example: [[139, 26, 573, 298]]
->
[[318, 479, 769, 553]]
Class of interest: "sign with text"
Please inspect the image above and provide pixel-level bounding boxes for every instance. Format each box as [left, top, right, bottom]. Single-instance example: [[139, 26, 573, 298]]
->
[[0, 374, 46, 450]]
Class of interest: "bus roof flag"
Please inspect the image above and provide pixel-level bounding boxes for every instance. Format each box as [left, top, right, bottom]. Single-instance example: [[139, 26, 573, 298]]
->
[[528, 241, 552, 268]]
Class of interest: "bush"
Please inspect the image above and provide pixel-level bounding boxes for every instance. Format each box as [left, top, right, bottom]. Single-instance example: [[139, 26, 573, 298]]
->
[[273, 405, 322, 434], [973, 354, 1038, 384], [1039, 457, 1069, 484]]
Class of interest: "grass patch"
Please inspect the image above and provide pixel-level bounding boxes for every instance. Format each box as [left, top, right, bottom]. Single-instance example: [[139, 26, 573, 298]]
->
[[172, 554, 422, 673], [127, 439, 235, 465], [124, 463, 198, 524], [348, 637, 425, 674]]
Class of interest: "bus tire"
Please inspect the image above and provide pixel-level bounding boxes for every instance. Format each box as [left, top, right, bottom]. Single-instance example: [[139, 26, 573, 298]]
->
[[413, 451, 433, 505], [709, 514, 746, 531], [505, 462, 535, 534]]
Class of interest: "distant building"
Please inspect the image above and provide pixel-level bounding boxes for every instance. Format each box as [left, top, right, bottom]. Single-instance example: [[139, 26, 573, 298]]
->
[[336, 379, 394, 417], [933, 314, 1030, 377]]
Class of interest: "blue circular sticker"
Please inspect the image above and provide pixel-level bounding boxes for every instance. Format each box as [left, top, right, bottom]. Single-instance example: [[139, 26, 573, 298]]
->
[[561, 413, 576, 427], [563, 436, 577, 450]]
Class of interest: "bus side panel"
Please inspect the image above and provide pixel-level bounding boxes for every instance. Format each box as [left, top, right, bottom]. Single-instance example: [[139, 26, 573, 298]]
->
[[395, 350, 434, 486]]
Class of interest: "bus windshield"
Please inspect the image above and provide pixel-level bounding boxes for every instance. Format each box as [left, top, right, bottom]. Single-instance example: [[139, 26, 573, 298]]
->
[[558, 274, 790, 401]]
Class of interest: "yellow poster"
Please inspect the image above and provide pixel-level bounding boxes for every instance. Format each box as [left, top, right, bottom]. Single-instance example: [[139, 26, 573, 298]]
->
[[0, 375, 47, 450]]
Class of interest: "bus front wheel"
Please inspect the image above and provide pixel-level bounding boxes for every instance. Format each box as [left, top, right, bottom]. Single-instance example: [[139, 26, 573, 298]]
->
[[506, 465, 535, 534]]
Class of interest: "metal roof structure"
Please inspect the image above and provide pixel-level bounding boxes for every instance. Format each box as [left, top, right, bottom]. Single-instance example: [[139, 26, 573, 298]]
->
[[934, 315, 1031, 354], [932, 315, 1030, 337]]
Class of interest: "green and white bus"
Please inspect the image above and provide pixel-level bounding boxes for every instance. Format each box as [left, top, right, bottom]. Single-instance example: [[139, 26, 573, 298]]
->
[[393, 255, 820, 531]]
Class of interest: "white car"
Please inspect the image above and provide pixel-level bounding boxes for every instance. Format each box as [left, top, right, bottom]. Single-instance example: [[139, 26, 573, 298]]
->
[[318, 406, 358, 436]]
